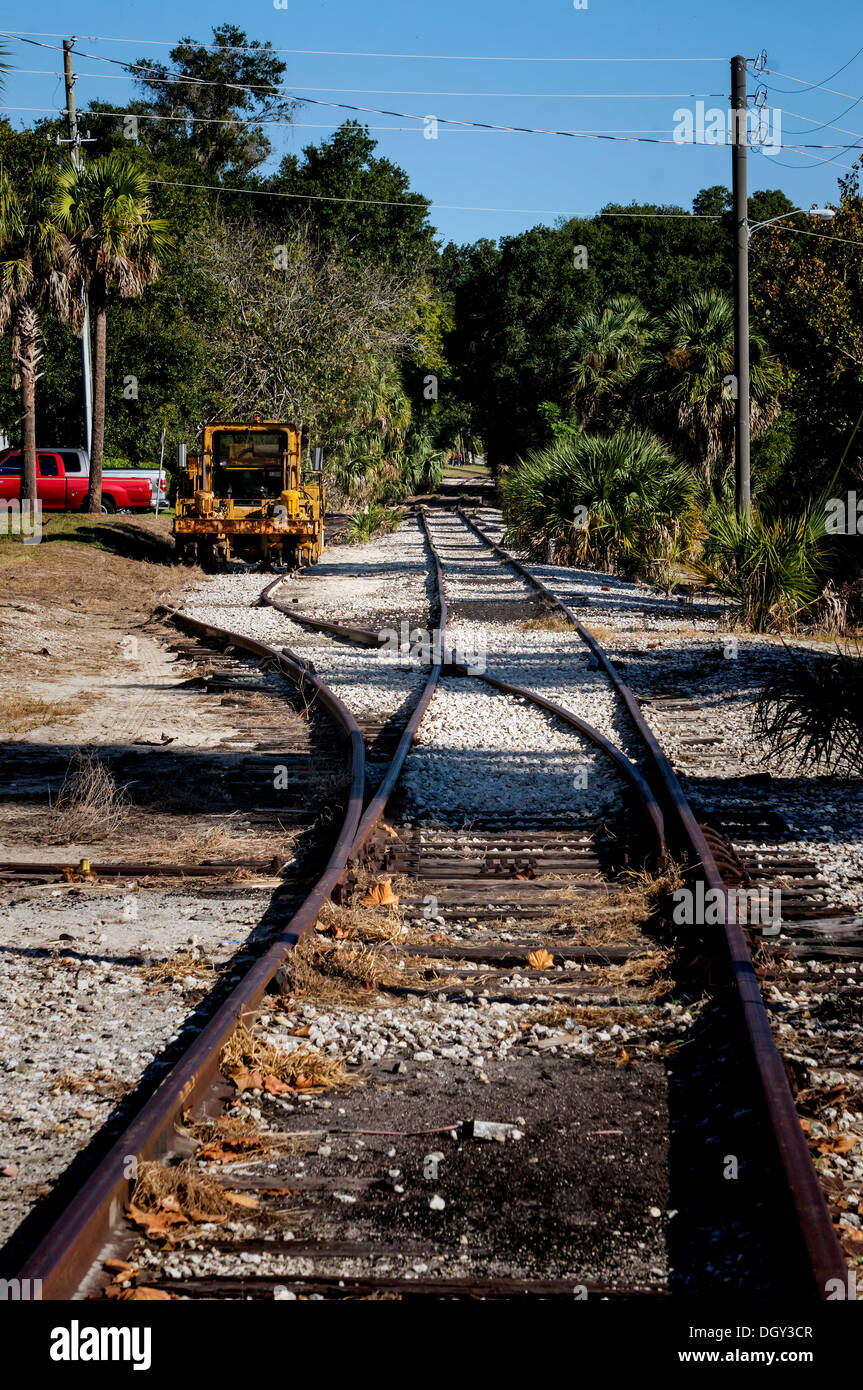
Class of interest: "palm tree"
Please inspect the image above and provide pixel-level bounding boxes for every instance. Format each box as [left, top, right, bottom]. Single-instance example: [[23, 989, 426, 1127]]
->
[[501, 427, 698, 579], [0, 164, 80, 505], [54, 153, 171, 512], [566, 295, 654, 426], [638, 289, 782, 482]]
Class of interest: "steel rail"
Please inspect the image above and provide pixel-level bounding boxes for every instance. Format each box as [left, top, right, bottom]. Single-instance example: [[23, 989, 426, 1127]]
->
[[10, 609, 366, 1301], [262, 511, 448, 861], [260, 576, 385, 647], [347, 508, 448, 860], [458, 667, 666, 860], [452, 506, 847, 1298], [9, 523, 450, 1301]]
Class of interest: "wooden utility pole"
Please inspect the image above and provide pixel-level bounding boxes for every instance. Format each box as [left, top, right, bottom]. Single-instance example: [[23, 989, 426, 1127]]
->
[[731, 54, 751, 515], [62, 38, 93, 462]]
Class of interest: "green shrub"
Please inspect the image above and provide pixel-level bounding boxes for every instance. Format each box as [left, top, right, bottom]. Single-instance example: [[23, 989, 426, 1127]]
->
[[696, 504, 829, 631], [753, 642, 863, 770], [346, 504, 401, 543], [500, 427, 698, 579]]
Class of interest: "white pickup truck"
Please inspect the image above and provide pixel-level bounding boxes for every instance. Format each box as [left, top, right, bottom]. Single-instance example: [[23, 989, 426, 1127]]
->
[[0, 447, 167, 512]]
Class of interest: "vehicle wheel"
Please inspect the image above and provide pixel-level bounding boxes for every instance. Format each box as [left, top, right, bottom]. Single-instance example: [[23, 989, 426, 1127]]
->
[[100, 496, 117, 514]]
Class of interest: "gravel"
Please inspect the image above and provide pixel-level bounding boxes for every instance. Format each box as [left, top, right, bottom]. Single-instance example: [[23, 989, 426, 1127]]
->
[[468, 506, 863, 921], [0, 883, 272, 1245]]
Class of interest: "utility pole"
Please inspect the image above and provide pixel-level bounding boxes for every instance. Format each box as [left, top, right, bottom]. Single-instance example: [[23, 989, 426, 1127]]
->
[[731, 53, 750, 515], [62, 38, 93, 461]]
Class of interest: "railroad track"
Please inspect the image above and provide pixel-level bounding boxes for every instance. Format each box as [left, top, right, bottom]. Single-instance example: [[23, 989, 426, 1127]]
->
[[3, 505, 851, 1301]]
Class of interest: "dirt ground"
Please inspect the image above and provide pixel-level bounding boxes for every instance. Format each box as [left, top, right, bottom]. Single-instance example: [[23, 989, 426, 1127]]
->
[[0, 522, 325, 1253]]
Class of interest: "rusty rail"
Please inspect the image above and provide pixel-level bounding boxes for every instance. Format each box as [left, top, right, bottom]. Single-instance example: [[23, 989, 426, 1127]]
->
[[348, 509, 448, 860], [459, 668, 665, 861], [10, 609, 365, 1300], [453, 506, 847, 1299], [8, 525, 448, 1300], [261, 575, 384, 647]]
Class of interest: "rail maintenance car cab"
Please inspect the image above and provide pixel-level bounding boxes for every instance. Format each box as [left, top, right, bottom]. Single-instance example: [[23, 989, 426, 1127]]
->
[[173, 419, 325, 568]]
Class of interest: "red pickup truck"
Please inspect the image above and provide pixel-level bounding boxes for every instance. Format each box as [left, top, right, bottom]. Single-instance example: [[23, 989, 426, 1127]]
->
[[0, 449, 156, 513]]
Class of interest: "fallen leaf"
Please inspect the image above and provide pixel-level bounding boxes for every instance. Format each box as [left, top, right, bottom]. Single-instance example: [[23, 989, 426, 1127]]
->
[[104, 1259, 133, 1275], [223, 1191, 259, 1209], [1, 1164, 19, 1178], [227, 1066, 264, 1093], [184, 1208, 226, 1225], [263, 1074, 293, 1095], [818, 1135, 860, 1155], [361, 879, 399, 907], [289, 1024, 312, 1037], [292, 1075, 322, 1092], [125, 1202, 188, 1235], [615, 1048, 636, 1068], [381, 824, 399, 840], [514, 868, 535, 881], [528, 948, 554, 970], [198, 1136, 266, 1164]]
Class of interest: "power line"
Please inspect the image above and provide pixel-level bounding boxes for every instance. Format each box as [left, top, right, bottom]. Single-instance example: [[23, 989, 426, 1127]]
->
[[764, 45, 863, 95], [0, 35, 713, 145], [0, 32, 729, 62], [783, 94, 863, 139], [0, 69, 733, 97], [5, 35, 862, 151], [148, 175, 597, 216], [764, 68, 862, 103], [0, 104, 684, 135], [782, 105, 863, 143], [768, 223, 863, 248], [599, 210, 719, 218]]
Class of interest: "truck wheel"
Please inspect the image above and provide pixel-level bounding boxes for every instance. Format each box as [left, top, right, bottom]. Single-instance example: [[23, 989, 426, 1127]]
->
[[100, 496, 117, 514]]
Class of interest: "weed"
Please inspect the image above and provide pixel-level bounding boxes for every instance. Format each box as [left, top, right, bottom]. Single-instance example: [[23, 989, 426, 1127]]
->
[[51, 751, 129, 842]]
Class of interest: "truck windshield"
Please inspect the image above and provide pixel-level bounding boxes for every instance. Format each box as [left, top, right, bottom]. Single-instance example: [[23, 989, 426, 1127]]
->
[[212, 431, 288, 501]]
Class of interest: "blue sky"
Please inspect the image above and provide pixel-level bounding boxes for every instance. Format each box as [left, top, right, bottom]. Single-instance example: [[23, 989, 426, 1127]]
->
[[1, 1, 861, 245]]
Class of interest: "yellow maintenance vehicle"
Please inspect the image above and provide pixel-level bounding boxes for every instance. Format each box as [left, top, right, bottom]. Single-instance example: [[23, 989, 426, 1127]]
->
[[173, 419, 325, 568]]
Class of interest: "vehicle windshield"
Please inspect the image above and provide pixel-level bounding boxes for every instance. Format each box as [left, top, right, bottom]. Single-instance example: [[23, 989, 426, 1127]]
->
[[212, 430, 287, 500]]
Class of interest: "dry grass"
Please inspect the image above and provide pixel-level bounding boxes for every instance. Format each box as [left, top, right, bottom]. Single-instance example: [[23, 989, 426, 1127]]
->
[[221, 1020, 357, 1091], [528, 1001, 663, 1029], [616, 946, 674, 996], [584, 623, 619, 645], [108, 808, 294, 870], [136, 950, 216, 986], [49, 1066, 126, 1098], [520, 612, 573, 633], [0, 692, 83, 736], [316, 898, 408, 944], [524, 862, 684, 948], [131, 1159, 235, 1220], [189, 1114, 321, 1162], [283, 932, 399, 1001], [50, 751, 129, 842]]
